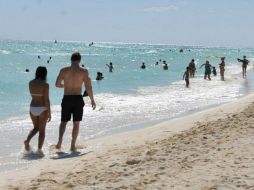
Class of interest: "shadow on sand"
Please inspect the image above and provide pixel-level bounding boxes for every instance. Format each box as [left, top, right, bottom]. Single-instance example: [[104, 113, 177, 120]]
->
[[22, 152, 45, 161], [50, 151, 93, 160]]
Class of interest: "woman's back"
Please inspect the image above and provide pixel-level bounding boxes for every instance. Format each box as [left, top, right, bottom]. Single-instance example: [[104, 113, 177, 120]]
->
[[29, 79, 48, 107]]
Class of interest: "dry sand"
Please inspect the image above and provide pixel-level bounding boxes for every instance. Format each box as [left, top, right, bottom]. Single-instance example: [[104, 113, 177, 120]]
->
[[1, 94, 254, 190]]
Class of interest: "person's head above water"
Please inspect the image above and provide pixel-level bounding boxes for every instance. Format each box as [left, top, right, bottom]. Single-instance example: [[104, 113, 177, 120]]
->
[[35, 66, 47, 81], [71, 52, 81, 64]]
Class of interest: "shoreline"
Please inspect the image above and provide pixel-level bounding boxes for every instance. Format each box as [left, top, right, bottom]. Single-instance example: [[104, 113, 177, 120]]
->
[[1, 93, 254, 189]]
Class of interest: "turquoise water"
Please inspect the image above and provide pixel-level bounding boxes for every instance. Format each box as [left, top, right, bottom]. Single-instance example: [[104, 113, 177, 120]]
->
[[0, 39, 254, 171]]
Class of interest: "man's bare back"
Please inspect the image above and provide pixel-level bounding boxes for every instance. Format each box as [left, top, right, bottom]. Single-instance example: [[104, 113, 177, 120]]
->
[[56, 66, 89, 95]]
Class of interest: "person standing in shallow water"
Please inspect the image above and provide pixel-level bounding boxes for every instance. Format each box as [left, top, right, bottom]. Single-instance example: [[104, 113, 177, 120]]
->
[[200, 61, 212, 80], [55, 52, 96, 151], [188, 59, 196, 78], [24, 66, 51, 155], [237, 56, 249, 78], [219, 57, 225, 81], [183, 67, 190, 88], [106, 62, 114, 72]]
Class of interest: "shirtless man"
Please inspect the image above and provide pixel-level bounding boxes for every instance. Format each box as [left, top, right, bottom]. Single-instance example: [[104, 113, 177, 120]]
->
[[55, 52, 96, 151]]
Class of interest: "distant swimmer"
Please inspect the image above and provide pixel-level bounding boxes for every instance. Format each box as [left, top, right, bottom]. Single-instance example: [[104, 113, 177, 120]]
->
[[212, 67, 217, 76], [179, 49, 184, 53], [24, 66, 51, 155], [81, 64, 85, 68], [188, 59, 196, 77], [89, 42, 94, 47], [141, 62, 146, 69], [237, 56, 249, 78], [163, 61, 168, 70], [47, 60, 50, 64], [106, 62, 114, 72], [155, 61, 159, 65], [96, 72, 104, 80], [183, 67, 190, 88], [38, 55, 41, 59], [159, 59, 162, 62], [54, 40, 57, 44], [25, 69, 30, 72], [200, 61, 212, 80], [219, 57, 225, 81], [49, 57, 52, 60]]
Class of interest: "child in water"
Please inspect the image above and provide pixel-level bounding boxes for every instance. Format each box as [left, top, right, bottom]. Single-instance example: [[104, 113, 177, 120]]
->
[[183, 67, 190, 88], [212, 67, 217, 76]]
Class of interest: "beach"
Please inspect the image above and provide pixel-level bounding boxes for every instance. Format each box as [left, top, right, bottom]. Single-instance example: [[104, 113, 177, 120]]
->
[[1, 93, 254, 190], [1, 41, 253, 172]]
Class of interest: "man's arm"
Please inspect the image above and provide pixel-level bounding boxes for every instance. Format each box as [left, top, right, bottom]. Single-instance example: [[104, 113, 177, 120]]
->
[[84, 69, 96, 110], [183, 72, 186, 80], [55, 69, 64, 88]]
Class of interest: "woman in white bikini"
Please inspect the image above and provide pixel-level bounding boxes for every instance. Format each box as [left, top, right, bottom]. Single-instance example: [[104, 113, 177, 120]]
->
[[24, 66, 51, 155]]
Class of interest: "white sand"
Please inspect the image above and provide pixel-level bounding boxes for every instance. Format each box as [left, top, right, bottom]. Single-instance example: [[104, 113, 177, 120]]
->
[[1, 94, 254, 190]]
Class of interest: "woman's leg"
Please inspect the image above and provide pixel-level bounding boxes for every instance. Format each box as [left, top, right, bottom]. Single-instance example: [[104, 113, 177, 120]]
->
[[38, 111, 48, 150], [24, 113, 39, 151]]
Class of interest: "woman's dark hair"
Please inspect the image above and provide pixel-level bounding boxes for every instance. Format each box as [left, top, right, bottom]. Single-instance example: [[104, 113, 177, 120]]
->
[[35, 66, 47, 81]]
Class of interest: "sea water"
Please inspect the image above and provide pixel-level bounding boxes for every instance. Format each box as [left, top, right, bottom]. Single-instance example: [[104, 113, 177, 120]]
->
[[0, 39, 254, 172]]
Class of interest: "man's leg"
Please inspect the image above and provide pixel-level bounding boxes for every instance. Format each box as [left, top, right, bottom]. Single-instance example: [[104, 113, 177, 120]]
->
[[56, 122, 67, 149], [71, 122, 80, 151]]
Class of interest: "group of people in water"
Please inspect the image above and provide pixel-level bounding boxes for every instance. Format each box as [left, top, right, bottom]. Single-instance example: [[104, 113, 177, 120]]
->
[[183, 56, 250, 88]]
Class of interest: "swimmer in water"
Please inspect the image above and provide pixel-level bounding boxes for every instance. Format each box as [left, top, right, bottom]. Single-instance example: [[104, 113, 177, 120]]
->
[[183, 67, 190, 88], [237, 56, 249, 78], [24, 66, 51, 155], [96, 72, 104, 80], [200, 61, 212, 80], [188, 59, 196, 78], [155, 61, 159, 65], [38, 56, 41, 59], [141, 62, 146, 69], [89, 42, 94, 47], [219, 57, 225, 81], [163, 61, 168, 70], [106, 62, 114, 72]]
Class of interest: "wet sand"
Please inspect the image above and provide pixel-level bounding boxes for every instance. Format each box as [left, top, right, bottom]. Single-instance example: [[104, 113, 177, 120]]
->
[[1, 94, 254, 190]]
